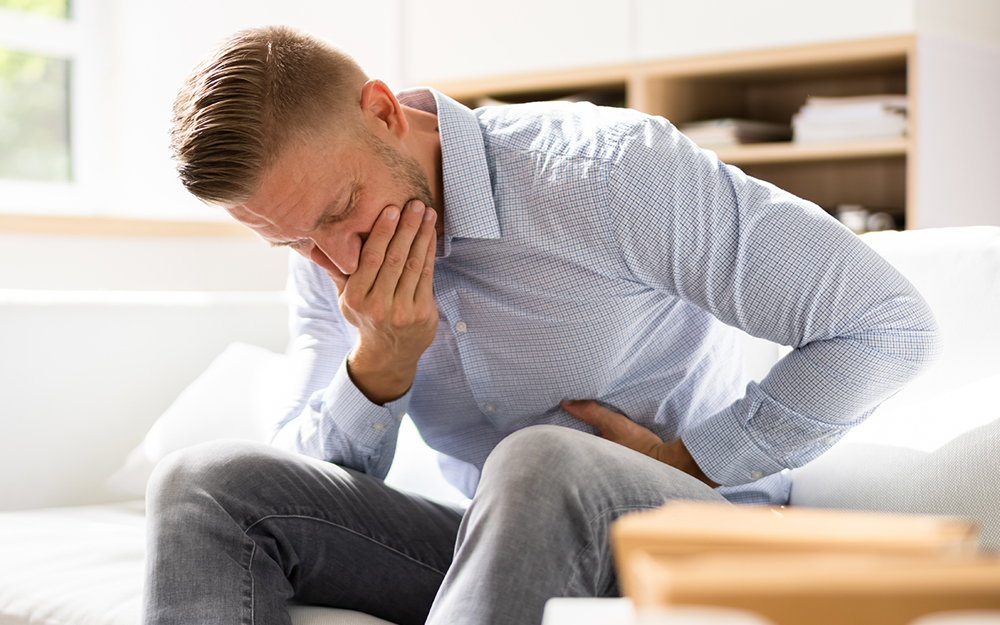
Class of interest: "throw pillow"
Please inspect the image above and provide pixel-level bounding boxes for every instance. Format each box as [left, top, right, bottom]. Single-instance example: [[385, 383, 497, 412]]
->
[[105, 342, 296, 497]]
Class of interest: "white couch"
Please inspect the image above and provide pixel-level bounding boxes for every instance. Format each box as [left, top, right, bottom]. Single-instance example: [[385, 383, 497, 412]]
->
[[0, 226, 997, 625]]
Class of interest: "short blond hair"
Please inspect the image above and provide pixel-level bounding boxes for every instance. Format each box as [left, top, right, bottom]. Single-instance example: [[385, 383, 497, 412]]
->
[[170, 26, 368, 205]]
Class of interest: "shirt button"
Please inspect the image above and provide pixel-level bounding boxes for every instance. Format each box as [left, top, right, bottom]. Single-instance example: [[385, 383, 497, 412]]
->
[[484, 404, 496, 413], [397, 412, 405, 422], [824, 437, 837, 445], [373, 422, 385, 431], [750, 470, 763, 480], [455, 321, 467, 333]]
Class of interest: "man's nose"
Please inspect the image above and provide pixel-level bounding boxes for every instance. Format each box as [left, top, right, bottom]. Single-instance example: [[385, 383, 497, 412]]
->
[[311, 235, 358, 276]]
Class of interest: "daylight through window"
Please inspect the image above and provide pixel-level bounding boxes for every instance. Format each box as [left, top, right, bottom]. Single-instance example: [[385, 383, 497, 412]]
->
[[0, 0, 72, 183]]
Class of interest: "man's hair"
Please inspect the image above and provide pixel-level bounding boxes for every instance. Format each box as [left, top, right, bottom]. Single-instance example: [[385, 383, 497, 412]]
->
[[170, 26, 368, 206]]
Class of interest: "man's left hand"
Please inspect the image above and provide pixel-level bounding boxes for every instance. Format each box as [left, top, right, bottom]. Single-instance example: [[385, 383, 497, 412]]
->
[[560, 399, 720, 488]]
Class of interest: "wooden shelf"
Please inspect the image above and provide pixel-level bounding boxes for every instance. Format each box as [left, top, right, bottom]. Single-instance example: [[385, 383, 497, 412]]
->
[[431, 34, 916, 225], [711, 137, 909, 165]]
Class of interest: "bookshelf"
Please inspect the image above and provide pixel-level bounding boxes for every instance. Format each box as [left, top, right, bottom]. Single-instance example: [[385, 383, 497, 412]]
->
[[431, 35, 916, 228]]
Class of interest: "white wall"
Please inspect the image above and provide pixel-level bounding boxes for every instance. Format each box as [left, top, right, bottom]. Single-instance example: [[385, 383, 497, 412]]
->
[[914, 34, 1000, 228], [634, 0, 915, 61], [403, 0, 916, 85], [106, 0, 401, 222], [401, 0, 633, 85], [913, 0, 1000, 228], [914, 0, 1000, 53]]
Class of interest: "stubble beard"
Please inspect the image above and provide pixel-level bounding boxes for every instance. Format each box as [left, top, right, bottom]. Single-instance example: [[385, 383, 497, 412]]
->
[[365, 133, 436, 211]]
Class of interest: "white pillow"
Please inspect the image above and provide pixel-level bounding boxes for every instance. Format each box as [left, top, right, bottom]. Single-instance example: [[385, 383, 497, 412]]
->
[[105, 342, 296, 497], [789, 372, 1000, 552], [106, 342, 470, 507]]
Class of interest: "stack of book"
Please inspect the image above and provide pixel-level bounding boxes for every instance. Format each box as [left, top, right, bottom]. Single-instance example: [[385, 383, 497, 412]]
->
[[678, 118, 792, 148], [792, 94, 908, 143], [611, 501, 1000, 625]]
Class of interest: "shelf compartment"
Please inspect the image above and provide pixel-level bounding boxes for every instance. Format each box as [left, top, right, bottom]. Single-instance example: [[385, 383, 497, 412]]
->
[[741, 156, 907, 216]]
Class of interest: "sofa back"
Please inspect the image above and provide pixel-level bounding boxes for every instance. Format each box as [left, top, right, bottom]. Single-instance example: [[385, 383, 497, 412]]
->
[[858, 226, 1000, 407], [0, 290, 290, 511]]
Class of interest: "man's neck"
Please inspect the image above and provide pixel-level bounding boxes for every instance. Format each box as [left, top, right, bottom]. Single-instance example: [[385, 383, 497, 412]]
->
[[402, 105, 445, 236]]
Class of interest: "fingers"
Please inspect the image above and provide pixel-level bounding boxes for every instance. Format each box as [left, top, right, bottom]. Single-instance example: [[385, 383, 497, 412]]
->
[[394, 203, 437, 303], [561, 399, 663, 457], [416, 221, 437, 306], [346, 200, 433, 304], [347, 204, 402, 293], [561, 400, 716, 486], [336, 199, 439, 372], [560, 399, 617, 431]]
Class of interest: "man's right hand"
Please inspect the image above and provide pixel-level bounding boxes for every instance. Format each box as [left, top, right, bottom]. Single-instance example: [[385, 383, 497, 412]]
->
[[331, 199, 439, 405]]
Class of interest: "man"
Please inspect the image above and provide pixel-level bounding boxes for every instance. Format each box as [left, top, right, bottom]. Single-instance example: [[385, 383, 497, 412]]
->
[[148, 25, 941, 625]]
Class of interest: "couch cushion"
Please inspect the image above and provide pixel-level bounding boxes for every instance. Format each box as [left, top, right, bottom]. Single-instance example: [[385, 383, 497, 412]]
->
[[0, 503, 394, 625]]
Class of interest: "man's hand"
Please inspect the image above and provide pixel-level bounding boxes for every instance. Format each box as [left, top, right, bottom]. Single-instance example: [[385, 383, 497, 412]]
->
[[333, 199, 439, 405], [560, 399, 720, 488]]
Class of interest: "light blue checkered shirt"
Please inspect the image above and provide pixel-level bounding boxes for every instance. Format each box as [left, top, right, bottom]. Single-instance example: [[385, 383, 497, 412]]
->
[[272, 88, 941, 505]]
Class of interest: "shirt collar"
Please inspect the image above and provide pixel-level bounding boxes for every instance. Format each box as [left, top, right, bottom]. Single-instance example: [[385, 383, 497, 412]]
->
[[397, 87, 500, 255]]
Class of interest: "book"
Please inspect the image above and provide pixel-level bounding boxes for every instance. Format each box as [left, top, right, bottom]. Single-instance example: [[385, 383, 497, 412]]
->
[[678, 118, 792, 148], [792, 94, 908, 143]]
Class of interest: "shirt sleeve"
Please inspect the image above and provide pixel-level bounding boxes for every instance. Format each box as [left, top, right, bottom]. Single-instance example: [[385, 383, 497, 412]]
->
[[269, 252, 411, 479], [605, 116, 943, 487]]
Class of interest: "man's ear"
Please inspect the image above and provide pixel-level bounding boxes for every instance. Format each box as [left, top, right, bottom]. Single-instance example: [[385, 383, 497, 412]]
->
[[359, 79, 408, 140]]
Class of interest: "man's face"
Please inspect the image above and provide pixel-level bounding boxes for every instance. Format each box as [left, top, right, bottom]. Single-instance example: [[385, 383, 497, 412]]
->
[[228, 131, 434, 283]]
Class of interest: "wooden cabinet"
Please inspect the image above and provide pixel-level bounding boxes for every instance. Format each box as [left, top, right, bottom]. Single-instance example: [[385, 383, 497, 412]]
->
[[430, 35, 916, 228]]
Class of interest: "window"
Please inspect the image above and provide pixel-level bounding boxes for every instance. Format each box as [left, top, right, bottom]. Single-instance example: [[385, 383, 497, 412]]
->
[[0, 1, 71, 183], [0, 0, 107, 214], [0, 0, 69, 18], [0, 47, 72, 182]]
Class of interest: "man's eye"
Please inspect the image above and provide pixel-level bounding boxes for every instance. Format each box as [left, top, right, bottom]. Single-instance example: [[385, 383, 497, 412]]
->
[[271, 239, 310, 250], [326, 204, 354, 225]]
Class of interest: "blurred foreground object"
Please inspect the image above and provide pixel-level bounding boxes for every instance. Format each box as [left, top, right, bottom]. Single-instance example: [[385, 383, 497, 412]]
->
[[612, 502, 1000, 625]]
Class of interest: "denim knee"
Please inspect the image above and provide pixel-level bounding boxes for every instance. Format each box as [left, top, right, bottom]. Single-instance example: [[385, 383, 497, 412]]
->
[[477, 424, 719, 512], [482, 425, 586, 480], [145, 439, 278, 522], [477, 425, 615, 507]]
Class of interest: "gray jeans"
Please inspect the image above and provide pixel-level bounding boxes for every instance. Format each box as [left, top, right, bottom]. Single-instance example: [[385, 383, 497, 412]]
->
[[143, 425, 727, 625]]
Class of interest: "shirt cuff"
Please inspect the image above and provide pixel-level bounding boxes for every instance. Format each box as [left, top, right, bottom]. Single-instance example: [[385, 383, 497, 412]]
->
[[682, 386, 787, 487], [317, 357, 412, 461]]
